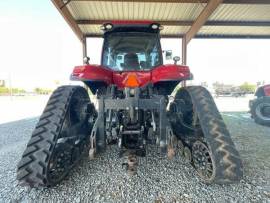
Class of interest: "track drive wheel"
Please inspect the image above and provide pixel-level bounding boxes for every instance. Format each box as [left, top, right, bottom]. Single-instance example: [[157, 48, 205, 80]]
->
[[170, 86, 243, 184], [17, 86, 95, 187], [250, 97, 270, 126]]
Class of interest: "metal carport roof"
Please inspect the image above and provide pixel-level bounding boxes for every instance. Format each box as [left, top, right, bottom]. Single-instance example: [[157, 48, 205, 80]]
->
[[52, 0, 270, 42], [51, 0, 270, 65]]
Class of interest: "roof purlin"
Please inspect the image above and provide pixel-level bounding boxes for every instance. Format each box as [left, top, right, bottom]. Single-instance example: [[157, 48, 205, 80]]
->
[[70, 0, 270, 5], [76, 20, 270, 27]]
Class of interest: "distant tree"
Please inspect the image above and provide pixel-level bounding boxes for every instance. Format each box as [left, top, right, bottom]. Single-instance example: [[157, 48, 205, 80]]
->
[[0, 87, 26, 95], [0, 87, 9, 94], [34, 88, 41, 94], [34, 88, 53, 95], [239, 82, 256, 94], [12, 88, 26, 94]]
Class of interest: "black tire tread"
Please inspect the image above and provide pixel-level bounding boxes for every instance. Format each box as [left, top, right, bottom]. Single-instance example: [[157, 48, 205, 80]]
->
[[250, 96, 270, 126], [17, 85, 89, 187], [175, 86, 243, 184]]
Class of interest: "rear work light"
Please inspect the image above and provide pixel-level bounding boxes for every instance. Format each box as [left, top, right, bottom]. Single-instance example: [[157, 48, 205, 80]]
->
[[124, 73, 139, 88], [101, 23, 113, 31], [151, 24, 159, 29], [151, 23, 163, 30]]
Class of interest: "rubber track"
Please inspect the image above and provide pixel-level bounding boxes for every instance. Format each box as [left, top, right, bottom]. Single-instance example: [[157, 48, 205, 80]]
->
[[175, 86, 243, 184], [17, 85, 88, 187]]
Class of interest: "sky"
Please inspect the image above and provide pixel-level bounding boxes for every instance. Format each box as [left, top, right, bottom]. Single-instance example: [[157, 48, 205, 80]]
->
[[0, 1, 270, 90]]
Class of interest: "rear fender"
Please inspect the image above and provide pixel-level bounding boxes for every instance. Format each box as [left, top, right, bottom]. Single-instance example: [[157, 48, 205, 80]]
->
[[151, 65, 191, 83], [263, 85, 270, 96], [71, 65, 113, 85], [70, 64, 191, 93], [255, 85, 270, 97]]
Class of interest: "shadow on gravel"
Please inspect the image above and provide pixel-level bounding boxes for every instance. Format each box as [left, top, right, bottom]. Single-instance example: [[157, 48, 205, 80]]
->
[[0, 113, 270, 203]]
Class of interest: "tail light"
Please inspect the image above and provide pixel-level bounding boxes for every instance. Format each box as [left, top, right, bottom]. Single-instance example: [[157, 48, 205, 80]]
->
[[124, 73, 139, 88]]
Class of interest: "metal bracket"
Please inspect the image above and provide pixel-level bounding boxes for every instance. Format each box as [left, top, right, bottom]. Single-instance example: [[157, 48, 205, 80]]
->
[[60, 0, 72, 9]]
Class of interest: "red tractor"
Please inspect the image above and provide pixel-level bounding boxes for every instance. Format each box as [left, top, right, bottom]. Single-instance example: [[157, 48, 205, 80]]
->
[[250, 84, 270, 126], [17, 22, 243, 187]]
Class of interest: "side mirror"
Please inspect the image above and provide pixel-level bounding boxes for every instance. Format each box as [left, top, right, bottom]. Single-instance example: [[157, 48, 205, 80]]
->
[[165, 50, 173, 60], [83, 56, 90, 65], [173, 56, 180, 65]]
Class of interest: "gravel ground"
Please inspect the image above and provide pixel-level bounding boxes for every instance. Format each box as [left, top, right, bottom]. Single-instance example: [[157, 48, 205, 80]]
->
[[0, 112, 270, 203]]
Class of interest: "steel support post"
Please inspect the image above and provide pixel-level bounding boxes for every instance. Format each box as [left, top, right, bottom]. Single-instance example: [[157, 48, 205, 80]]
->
[[82, 36, 90, 90], [182, 36, 187, 87], [182, 35, 187, 65], [82, 36, 87, 61]]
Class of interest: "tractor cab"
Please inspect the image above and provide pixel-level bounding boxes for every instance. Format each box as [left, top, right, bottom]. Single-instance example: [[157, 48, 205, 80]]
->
[[71, 21, 190, 94], [101, 22, 163, 71]]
